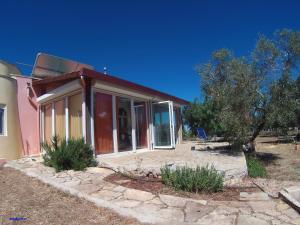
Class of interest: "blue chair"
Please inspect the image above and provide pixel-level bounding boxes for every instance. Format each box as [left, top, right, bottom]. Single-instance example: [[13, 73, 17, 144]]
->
[[197, 128, 208, 141]]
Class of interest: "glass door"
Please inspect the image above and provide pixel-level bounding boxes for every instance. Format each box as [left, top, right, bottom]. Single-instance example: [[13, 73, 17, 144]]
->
[[152, 101, 175, 148], [134, 102, 147, 149]]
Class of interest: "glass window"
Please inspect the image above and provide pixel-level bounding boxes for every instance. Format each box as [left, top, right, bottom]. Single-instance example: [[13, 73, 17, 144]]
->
[[55, 99, 65, 138], [44, 103, 52, 143], [134, 101, 147, 149], [0, 107, 4, 135], [69, 93, 83, 139], [117, 97, 132, 151], [153, 103, 171, 146]]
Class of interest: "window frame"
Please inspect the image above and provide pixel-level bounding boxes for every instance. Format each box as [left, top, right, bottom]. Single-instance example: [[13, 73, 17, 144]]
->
[[0, 104, 7, 136]]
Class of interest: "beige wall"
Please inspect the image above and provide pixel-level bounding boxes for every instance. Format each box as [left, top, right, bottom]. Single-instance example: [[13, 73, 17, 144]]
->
[[0, 62, 22, 160]]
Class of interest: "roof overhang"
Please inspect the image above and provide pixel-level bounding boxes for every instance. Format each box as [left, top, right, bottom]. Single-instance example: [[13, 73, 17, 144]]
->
[[33, 68, 190, 105], [36, 80, 81, 104]]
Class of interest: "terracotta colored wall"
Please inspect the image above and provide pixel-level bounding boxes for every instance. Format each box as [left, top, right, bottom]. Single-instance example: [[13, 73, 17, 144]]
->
[[16, 77, 40, 156]]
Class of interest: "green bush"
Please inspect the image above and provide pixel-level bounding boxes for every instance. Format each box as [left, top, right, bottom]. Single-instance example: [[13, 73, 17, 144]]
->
[[246, 155, 267, 178], [42, 136, 97, 172], [160, 165, 224, 193]]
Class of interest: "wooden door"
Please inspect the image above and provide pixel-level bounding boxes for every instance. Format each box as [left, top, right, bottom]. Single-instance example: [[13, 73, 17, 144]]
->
[[94, 92, 113, 154]]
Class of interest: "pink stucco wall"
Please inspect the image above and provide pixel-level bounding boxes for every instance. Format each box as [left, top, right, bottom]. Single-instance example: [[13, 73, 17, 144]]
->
[[16, 77, 40, 156]]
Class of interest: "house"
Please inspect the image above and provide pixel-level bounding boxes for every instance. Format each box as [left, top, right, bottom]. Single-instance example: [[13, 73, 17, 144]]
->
[[0, 54, 189, 160]]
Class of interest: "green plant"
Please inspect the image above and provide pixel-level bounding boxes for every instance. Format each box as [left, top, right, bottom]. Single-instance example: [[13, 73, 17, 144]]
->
[[42, 136, 97, 172], [246, 155, 267, 178], [160, 165, 224, 193]]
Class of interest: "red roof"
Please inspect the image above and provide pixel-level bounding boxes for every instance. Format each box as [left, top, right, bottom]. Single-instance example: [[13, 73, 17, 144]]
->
[[33, 68, 189, 105]]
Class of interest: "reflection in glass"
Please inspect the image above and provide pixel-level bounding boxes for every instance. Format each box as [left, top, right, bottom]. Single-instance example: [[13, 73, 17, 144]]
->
[[0, 108, 3, 135], [153, 103, 171, 146], [117, 97, 132, 151], [134, 102, 147, 149]]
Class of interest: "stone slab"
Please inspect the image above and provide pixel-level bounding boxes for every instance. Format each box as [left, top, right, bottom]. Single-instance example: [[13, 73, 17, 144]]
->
[[240, 192, 270, 201], [237, 214, 269, 225], [123, 189, 155, 201]]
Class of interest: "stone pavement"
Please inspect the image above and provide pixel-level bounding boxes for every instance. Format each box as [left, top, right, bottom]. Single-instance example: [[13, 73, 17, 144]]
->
[[98, 142, 248, 182], [5, 159, 300, 225]]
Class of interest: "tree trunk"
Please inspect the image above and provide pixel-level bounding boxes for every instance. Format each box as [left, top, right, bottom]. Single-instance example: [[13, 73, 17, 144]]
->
[[245, 119, 266, 153]]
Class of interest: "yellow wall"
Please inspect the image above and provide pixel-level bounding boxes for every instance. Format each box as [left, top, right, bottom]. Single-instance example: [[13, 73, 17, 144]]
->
[[0, 62, 22, 160]]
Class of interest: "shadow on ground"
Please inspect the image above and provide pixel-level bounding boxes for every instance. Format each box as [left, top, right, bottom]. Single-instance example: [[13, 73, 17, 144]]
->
[[193, 145, 243, 157], [256, 152, 281, 165]]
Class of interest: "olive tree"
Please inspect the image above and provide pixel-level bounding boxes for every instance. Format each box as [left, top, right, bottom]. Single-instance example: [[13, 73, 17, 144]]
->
[[198, 29, 300, 151]]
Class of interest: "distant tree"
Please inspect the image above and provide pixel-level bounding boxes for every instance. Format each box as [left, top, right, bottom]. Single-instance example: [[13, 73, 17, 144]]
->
[[266, 74, 298, 134], [197, 29, 300, 151], [183, 98, 222, 137]]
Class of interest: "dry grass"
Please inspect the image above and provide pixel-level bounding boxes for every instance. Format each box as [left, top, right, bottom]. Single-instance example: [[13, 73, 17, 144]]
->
[[256, 136, 300, 182], [0, 167, 142, 225]]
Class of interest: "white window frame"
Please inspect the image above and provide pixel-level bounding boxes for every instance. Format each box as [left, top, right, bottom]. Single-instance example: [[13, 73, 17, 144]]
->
[[0, 104, 7, 136], [152, 101, 176, 149]]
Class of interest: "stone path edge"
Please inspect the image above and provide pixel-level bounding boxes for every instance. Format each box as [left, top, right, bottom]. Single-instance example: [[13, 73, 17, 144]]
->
[[4, 163, 155, 224]]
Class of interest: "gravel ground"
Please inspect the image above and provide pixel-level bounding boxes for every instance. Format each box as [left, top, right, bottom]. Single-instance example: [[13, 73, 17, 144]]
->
[[256, 136, 300, 181], [0, 167, 142, 225]]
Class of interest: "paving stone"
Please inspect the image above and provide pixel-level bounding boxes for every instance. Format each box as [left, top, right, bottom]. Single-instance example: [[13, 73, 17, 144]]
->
[[74, 183, 102, 194], [292, 218, 300, 225], [112, 185, 127, 193], [91, 189, 122, 200], [86, 167, 112, 175], [113, 199, 141, 208], [145, 197, 165, 205], [238, 207, 253, 215], [276, 214, 294, 224], [240, 192, 270, 201], [8, 159, 299, 225], [283, 208, 300, 219], [210, 205, 239, 215], [123, 189, 155, 201], [54, 177, 67, 183], [63, 180, 81, 187], [158, 207, 185, 224], [91, 178, 105, 186], [159, 194, 188, 208], [197, 214, 236, 225], [271, 219, 282, 225], [130, 203, 164, 224], [276, 202, 290, 211], [253, 213, 274, 222], [115, 179, 131, 184], [237, 214, 270, 225], [184, 201, 215, 223], [159, 194, 207, 208], [102, 182, 117, 190], [248, 200, 277, 213]]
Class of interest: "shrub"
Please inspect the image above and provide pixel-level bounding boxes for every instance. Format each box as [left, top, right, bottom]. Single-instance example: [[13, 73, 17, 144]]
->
[[42, 136, 97, 172], [160, 165, 224, 193], [246, 155, 267, 178]]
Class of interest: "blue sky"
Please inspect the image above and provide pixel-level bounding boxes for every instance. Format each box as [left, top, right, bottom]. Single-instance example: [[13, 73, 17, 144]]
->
[[1, 0, 300, 102]]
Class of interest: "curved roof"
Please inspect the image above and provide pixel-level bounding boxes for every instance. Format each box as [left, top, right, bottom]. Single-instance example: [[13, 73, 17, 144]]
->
[[0, 60, 21, 76]]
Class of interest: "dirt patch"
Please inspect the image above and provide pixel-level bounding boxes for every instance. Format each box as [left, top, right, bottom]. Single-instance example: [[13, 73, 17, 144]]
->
[[256, 136, 300, 182], [104, 173, 260, 201], [0, 168, 142, 225]]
